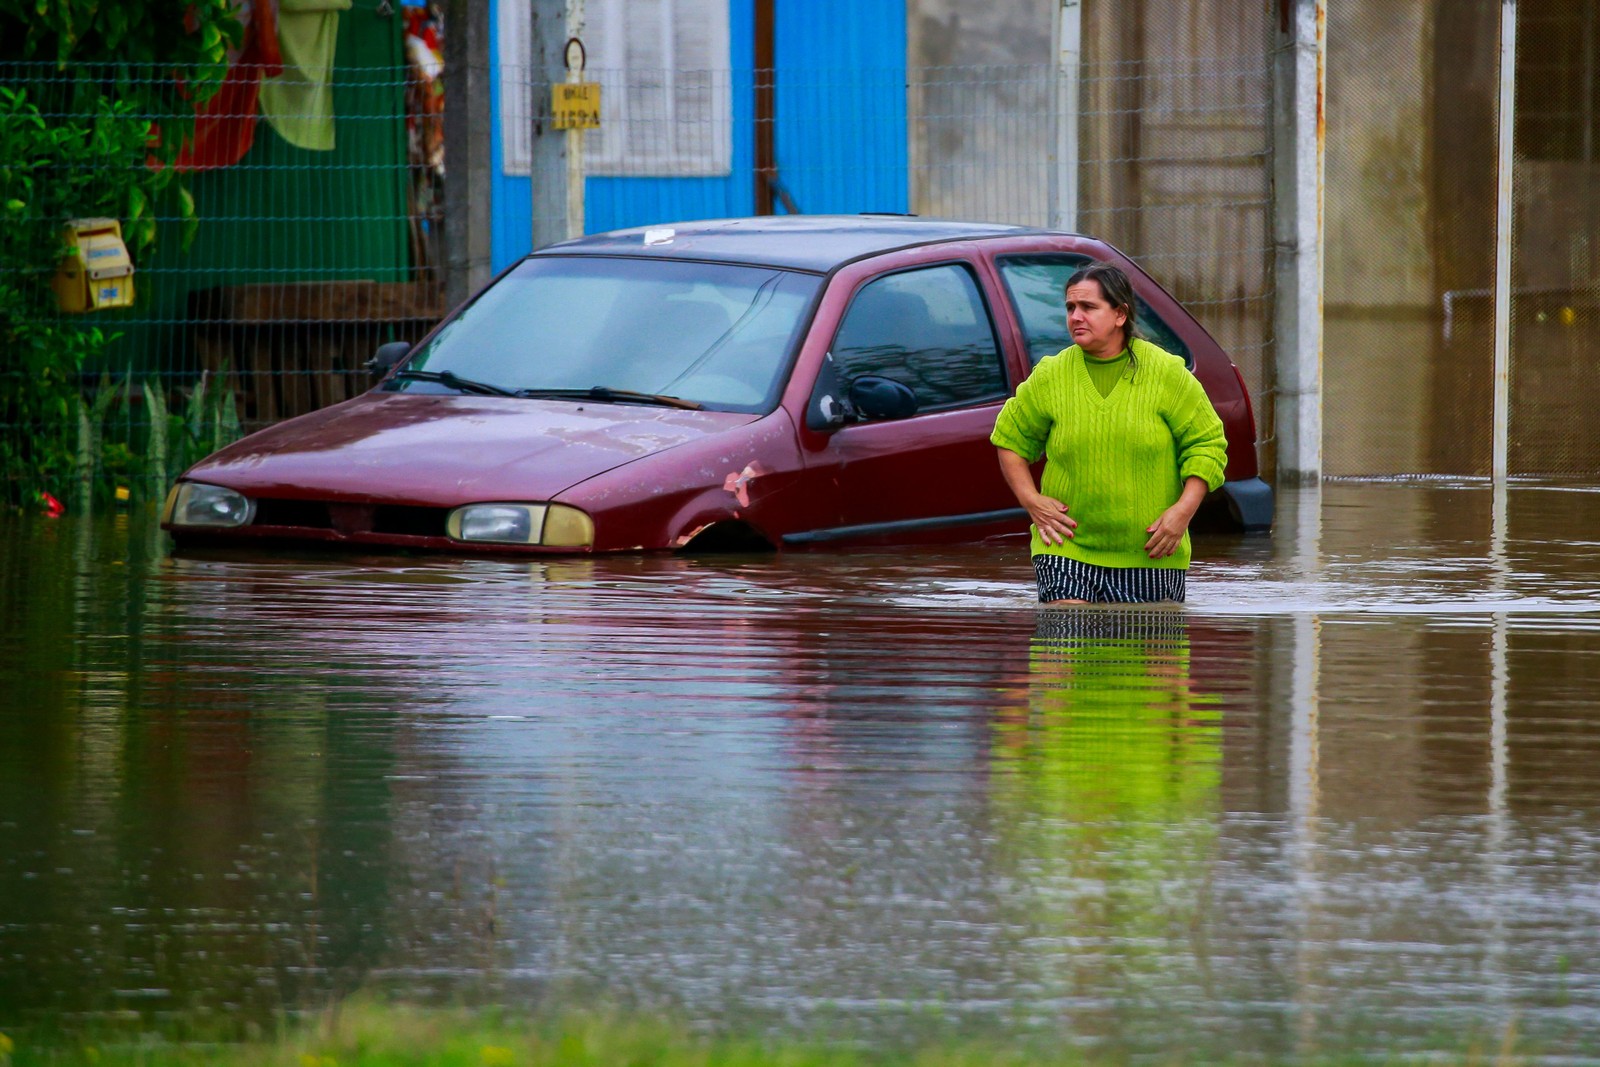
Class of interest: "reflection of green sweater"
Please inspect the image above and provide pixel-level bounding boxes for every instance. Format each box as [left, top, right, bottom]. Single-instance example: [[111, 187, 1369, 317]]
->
[[991, 339, 1227, 569]]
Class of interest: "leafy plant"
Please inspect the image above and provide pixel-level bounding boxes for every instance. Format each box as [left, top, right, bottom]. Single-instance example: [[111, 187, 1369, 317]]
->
[[68, 366, 243, 509], [0, 0, 242, 510], [176, 367, 243, 475]]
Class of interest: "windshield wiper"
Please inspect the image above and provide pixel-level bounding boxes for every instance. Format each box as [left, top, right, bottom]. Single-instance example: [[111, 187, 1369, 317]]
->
[[396, 371, 702, 409], [514, 386, 702, 410], [391, 368, 517, 397]]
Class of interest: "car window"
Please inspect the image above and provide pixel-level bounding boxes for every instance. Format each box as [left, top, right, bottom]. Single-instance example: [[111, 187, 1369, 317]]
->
[[829, 264, 1006, 412], [996, 254, 1193, 368], [396, 257, 822, 412]]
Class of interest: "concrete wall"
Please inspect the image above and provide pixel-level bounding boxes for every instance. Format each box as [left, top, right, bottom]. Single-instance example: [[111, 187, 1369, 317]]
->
[[1080, 0, 1273, 400], [1324, 0, 1600, 477], [1323, 0, 1439, 476], [906, 0, 1053, 225], [906, 1, 1275, 410]]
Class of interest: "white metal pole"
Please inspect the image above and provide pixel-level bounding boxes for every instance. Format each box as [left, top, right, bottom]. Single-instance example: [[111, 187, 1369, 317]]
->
[[1492, 0, 1517, 483], [565, 0, 587, 240], [1272, 0, 1325, 484], [1052, 0, 1081, 232], [565, 92, 586, 240]]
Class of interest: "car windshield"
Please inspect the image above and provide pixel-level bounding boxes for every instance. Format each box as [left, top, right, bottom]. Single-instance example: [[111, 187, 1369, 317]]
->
[[392, 256, 822, 411]]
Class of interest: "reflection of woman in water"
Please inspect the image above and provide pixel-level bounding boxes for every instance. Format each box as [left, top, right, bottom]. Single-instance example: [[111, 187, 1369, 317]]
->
[[1000, 610, 1219, 826], [991, 609, 1223, 1015], [991, 262, 1227, 604]]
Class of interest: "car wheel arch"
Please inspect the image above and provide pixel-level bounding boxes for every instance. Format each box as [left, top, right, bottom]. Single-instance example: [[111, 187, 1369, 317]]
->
[[674, 519, 775, 553], [661, 486, 779, 552]]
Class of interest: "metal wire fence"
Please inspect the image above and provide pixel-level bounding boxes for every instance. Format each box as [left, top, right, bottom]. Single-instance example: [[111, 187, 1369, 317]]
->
[[1509, 1, 1600, 477], [1324, 0, 1600, 480], [1, 52, 430, 509], [904, 54, 1276, 455], [1, 47, 1280, 511], [6, 6, 1598, 516]]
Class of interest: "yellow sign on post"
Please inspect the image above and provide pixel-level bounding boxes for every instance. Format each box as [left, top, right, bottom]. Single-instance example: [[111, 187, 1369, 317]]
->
[[552, 82, 601, 130]]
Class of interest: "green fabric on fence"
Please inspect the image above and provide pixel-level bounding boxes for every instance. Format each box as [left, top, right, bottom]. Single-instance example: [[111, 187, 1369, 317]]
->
[[260, 0, 353, 151], [93, 5, 407, 380]]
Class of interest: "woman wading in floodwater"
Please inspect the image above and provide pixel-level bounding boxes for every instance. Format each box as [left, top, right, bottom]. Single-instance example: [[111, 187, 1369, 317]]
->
[[990, 262, 1227, 604]]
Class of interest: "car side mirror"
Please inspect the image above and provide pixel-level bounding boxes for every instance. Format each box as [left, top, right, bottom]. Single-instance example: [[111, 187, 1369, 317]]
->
[[805, 351, 856, 431], [367, 340, 412, 377], [848, 375, 918, 420], [807, 391, 854, 431]]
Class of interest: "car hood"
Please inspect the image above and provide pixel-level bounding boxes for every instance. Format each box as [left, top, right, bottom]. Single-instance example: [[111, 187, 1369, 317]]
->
[[185, 392, 762, 505]]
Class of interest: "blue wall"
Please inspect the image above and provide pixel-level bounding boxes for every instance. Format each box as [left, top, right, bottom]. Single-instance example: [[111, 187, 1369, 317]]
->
[[490, 0, 906, 272], [772, 0, 908, 216]]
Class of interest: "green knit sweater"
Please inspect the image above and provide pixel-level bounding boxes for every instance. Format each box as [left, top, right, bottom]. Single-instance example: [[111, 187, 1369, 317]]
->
[[990, 338, 1228, 569]]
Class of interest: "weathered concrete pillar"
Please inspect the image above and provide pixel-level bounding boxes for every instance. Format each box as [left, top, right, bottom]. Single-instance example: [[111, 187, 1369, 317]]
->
[[1272, 0, 1325, 484], [529, 0, 572, 251], [1050, 0, 1081, 232], [443, 0, 493, 310]]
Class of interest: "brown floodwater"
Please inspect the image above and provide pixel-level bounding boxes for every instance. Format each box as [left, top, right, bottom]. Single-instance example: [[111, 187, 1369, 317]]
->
[[2, 481, 1599, 1059]]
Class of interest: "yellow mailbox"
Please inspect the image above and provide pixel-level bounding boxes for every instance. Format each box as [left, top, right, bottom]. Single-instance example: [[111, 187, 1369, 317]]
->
[[53, 218, 135, 312]]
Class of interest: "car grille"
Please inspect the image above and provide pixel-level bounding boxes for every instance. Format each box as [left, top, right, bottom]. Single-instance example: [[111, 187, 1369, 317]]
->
[[372, 505, 449, 537], [254, 498, 332, 528], [252, 498, 449, 538]]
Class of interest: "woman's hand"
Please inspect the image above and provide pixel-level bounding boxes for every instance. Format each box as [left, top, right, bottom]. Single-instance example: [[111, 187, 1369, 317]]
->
[[1144, 503, 1193, 558], [1145, 476, 1208, 559], [1026, 493, 1077, 546], [997, 447, 1076, 545]]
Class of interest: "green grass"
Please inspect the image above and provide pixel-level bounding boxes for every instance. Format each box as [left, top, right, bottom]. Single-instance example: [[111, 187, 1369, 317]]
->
[[0, 1001, 1537, 1067], [5, 1005, 980, 1067]]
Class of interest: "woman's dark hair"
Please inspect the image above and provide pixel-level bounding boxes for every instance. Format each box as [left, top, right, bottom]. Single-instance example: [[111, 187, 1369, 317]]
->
[[1065, 261, 1143, 376]]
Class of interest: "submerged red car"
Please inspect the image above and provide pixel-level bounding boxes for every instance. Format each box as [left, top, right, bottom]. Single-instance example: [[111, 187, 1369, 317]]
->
[[163, 216, 1273, 554]]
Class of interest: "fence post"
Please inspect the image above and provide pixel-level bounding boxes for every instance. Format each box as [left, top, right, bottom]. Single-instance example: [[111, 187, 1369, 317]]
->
[[1051, 0, 1081, 232], [1271, 0, 1325, 485], [754, 0, 775, 214], [1492, 0, 1517, 484], [443, 0, 493, 309], [565, 0, 588, 241], [530, 0, 571, 250]]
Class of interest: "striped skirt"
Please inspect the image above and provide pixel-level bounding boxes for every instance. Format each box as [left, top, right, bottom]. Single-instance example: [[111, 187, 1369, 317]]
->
[[1033, 554, 1187, 604]]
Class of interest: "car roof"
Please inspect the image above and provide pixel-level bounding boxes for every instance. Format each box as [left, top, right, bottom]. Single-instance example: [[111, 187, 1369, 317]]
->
[[530, 215, 1064, 272]]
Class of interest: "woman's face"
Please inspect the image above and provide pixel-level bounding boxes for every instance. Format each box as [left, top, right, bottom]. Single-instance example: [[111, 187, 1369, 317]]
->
[[1065, 279, 1128, 358]]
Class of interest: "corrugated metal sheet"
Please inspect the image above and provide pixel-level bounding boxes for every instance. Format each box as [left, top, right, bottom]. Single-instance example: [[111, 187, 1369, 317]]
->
[[774, 0, 908, 215]]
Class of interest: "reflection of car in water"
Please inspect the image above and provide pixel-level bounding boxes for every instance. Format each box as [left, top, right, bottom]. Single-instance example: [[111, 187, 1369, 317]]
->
[[164, 216, 1273, 555]]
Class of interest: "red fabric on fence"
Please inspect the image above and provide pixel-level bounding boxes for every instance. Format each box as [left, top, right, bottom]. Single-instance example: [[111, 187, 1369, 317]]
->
[[171, 1, 284, 171]]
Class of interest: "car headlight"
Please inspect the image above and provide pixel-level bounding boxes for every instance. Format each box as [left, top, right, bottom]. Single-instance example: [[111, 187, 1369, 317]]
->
[[447, 503, 594, 547], [163, 482, 255, 527]]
